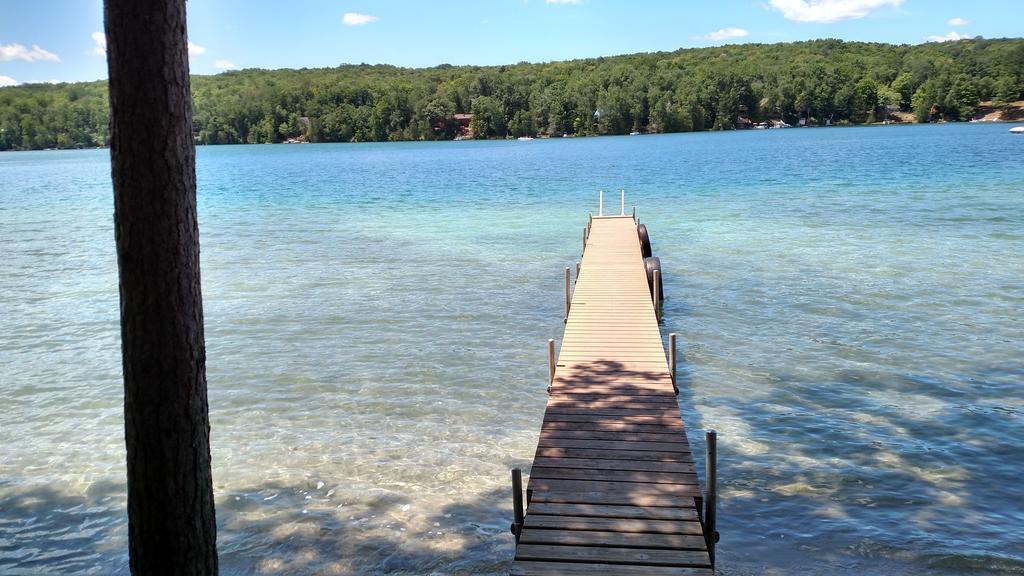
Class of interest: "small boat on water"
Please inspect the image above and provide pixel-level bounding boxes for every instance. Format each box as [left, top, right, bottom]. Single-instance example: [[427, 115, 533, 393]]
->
[[1010, 126, 1024, 134], [629, 131, 641, 136], [517, 136, 534, 141]]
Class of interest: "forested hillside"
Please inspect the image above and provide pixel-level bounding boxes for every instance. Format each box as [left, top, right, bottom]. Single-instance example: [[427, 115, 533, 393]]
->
[[2, 38, 1023, 150]]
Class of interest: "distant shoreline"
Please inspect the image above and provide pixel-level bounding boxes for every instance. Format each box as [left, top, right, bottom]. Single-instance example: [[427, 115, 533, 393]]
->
[[3, 38, 1022, 152], [4, 112, 1022, 153]]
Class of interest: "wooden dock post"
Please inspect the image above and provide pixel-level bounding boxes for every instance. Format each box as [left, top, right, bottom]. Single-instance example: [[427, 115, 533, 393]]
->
[[564, 266, 571, 321], [669, 332, 678, 394], [620, 189, 625, 216], [653, 269, 662, 322], [547, 339, 555, 387], [706, 430, 718, 568], [575, 260, 580, 281], [511, 468, 525, 542], [599, 190, 604, 216]]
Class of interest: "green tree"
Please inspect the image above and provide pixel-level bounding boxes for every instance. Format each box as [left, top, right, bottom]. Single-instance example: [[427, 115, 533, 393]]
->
[[877, 85, 901, 119], [853, 78, 879, 122], [993, 75, 1020, 104], [911, 84, 937, 122], [422, 97, 456, 139], [890, 72, 915, 108], [508, 109, 536, 137], [470, 95, 505, 138], [945, 76, 979, 120]]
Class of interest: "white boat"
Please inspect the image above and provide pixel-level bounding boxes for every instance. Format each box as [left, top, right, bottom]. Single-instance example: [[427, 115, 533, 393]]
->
[[629, 131, 641, 136], [1010, 126, 1024, 134], [517, 136, 534, 141]]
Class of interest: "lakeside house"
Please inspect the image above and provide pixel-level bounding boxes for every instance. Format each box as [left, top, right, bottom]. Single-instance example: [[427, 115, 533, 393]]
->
[[454, 113, 473, 139], [736, 104, 753, 129]]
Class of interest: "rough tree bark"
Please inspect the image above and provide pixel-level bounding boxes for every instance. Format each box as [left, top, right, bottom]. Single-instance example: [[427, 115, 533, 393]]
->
[[104, 0, 218, 573]]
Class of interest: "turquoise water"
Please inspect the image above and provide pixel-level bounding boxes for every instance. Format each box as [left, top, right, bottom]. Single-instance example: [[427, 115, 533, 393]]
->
[[1, 123, 1022, 575]]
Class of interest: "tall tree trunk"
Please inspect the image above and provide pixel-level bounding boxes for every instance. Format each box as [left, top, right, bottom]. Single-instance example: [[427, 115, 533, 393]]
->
[[104, 0, 218, 573]]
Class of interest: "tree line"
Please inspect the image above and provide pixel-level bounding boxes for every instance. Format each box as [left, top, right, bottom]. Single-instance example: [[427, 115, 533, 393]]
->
[[2, 37, 1023, 150]]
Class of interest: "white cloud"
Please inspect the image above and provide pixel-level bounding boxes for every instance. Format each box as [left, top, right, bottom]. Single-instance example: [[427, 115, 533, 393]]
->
[[187, 41, 206, 57], [767, 0, 903, 23], [546, 0, 582, 3], [343, 12, 377, 26], [698, 27, 750, 41], [91, 32, 107, 56], [947, 17, 969, 26], [0, 43, 60, 63], [0, 75, 20, 87], [925, 31, 969, 42], [214, 59, 236, 70]]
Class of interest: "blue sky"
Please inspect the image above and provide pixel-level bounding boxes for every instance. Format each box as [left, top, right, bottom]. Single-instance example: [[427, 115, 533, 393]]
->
[[1, 0, 1019, 86]]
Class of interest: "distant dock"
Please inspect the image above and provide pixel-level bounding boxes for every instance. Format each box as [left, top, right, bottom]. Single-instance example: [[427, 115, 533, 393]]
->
[[510, 194, 718, 575]]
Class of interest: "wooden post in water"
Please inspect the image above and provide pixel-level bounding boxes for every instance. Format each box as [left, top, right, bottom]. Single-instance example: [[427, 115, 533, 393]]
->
[[511, 468, 525, 542], [599, 190, 604, 216], [620, 189, 625, 216], [575, 260, 581, 281], [564, 266, 571, 321], [632, 205, 636, 222], [582, 226, 587, 254], [548, 339, 556, 388], [669, 332, 678, 394], [653, 269, 661, 322], [705, 430, 718, 567]]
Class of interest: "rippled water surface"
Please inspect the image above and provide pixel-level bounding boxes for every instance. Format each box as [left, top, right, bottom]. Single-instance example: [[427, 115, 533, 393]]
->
[[1, 123, 1023, 575]]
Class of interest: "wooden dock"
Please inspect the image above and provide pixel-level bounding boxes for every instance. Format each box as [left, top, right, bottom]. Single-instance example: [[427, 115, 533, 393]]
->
[[510, 210, 716, 575]]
